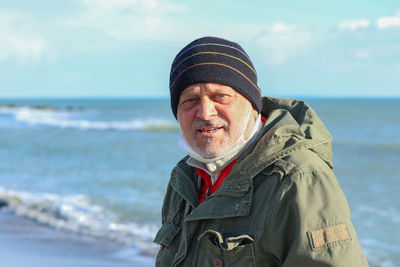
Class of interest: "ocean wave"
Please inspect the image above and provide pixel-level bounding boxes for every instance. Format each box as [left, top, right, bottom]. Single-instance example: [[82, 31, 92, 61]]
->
[[333, 140, 400, 149], [0, 186, 158, 255], [0, 106, 179, 132], [356, 206, 400, 224], [362, 239, 398, 267]]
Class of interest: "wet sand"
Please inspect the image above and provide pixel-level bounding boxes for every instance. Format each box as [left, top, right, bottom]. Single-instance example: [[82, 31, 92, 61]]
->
[[0, 208, 155, 267]]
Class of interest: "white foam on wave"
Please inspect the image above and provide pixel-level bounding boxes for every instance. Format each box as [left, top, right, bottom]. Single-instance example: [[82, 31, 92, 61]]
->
[[363, 242, 397, 267], [356, 206, 400, 266], [0, 186, 159, 255], [1, 106, 178, 131], [356, 205, 400, 224]]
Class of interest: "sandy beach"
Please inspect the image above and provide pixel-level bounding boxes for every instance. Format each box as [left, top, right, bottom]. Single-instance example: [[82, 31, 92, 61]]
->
[[0, 208, 155, 267]]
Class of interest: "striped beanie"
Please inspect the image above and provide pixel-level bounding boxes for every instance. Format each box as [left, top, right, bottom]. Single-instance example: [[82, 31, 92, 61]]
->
[[169, 36, 262, 118]]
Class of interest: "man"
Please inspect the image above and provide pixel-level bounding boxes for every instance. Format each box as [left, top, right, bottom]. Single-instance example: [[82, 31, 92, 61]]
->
[[154, 36, 369, 267]]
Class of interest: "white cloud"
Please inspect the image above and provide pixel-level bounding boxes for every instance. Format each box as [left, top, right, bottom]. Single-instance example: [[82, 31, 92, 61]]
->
[[271, 23, 291, 33], [255, 24, 314, 65], [62, 0, 284, 51], [355, 50, 370, 59], [377, 15, 400, 29], [96, 0, 159, 9], [64, 0, 188, 41], [0, 11, 49, 62], [339, 19, 370, 31]]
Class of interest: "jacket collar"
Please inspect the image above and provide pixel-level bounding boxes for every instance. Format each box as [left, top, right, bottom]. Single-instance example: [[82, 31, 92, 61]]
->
[[170, 164, 200, 208]]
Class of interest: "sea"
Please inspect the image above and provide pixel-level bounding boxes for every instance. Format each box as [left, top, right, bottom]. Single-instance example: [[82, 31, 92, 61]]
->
[[0, 97, 399, 267]]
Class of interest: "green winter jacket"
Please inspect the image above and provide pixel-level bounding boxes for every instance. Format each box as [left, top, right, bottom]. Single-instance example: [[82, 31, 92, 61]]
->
[[154, 97, 369, 267]]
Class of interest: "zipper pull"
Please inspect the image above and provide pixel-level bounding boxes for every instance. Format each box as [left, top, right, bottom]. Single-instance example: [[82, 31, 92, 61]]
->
[[204, 188, 211, 201]]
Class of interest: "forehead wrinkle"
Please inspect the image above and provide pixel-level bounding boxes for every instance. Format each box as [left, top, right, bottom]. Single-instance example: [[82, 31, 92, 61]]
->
[[186, 84, 236, 95]]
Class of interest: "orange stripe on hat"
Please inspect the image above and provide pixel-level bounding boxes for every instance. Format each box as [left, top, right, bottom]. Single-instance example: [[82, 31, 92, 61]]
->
[[170, 62, 261, 94]]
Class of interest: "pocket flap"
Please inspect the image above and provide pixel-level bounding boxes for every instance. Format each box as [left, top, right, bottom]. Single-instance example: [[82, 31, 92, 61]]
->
[[153, 222, 181, 247], [198, 230, 254, 250], [225, 234, 254, 250]]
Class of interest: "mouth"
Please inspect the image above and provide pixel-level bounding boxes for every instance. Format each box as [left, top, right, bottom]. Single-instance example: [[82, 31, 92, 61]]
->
[[198, 127, 222, 133], [197, 126, 224, 134]]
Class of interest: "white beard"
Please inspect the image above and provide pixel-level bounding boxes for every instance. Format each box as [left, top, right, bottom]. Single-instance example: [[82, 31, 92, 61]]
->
[[178, 111, 262, 173]]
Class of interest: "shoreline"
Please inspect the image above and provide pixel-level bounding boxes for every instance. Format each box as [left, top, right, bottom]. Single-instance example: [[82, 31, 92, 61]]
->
[[0, 207, 155, 267]]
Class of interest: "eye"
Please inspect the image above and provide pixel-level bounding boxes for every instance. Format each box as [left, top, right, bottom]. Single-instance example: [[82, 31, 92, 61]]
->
[[185, 97, 198, 103], [213, 94, 231, 104], [180, 97, 199, 110]]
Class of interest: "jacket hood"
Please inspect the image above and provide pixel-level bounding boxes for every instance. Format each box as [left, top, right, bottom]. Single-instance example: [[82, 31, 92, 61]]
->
[[238, 97, 333, 174], [171, 96, 334, 207]]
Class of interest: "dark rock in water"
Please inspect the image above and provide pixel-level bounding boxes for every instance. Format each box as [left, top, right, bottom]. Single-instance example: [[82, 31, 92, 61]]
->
[[33, 105, 59, 111], [6, 104, 18, 108], [64, 105, 85, 112], [0, 103, 83, 112], [0, 104, 19, 109], [0, 199, 8, 209]]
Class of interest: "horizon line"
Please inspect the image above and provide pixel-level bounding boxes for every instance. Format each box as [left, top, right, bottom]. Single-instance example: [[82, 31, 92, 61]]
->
[[1, 95, 400, 100]]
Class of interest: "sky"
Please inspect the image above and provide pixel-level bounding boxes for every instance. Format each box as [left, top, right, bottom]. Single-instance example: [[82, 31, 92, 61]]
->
[[0, 0, 399, 98]]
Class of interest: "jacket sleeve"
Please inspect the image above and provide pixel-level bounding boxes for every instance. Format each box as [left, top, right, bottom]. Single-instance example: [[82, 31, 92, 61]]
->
[[266, 165, 369, 267]]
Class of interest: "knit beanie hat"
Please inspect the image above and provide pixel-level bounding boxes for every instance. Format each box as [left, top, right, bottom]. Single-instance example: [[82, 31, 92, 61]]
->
[[169, 36, 262, 118]]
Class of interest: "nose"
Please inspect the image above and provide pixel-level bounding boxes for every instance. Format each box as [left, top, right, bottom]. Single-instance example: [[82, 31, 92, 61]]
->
[[196, 97, 217, 120]]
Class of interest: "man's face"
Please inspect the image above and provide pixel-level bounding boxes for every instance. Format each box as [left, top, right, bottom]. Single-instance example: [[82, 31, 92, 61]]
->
[[177, 83, 256, 159]]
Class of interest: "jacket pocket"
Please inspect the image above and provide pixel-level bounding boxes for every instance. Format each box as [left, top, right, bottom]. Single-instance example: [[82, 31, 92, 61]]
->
[[197, 229, 255, 267], [153, 222, 181, 267]]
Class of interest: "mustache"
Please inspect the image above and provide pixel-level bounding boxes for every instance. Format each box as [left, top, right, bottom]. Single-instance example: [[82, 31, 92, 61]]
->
[[193, 119, 228, 129]]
